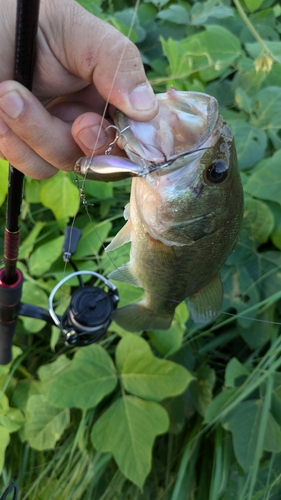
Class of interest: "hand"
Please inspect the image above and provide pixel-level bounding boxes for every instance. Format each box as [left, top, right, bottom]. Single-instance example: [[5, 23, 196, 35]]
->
[[0, 0, 158, 178]]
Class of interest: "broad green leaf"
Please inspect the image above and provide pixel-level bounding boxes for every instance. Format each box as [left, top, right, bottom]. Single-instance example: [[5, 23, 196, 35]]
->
[[48, 344, 117, 409], [0, 394, 25, 432], [0, 159, 8, 207], [157, 5, 189, 24], [229, 120, 267, 170], [222, 263, 260, 326], [25, 395, 70, 450], [91, 395, 169, 487], [162, 395, 185, 434], [190, 0, 233, 25], [19, 222, 46, 260], [242, 197, 274, 243], [11, 379, 41, 413], [244, 150, 281, 205], [0, 346, 22, 378], [84, 179, 113, 200], [225, 358, 249, 388], [263, 412, 281, 453], [234, 87, 252, 114], [145, 0, 169, 8], [0, 427, 10, 473], [204, 388, 238, 423], [24, 178, 42, 203], [251, 87, 281, 148], [40, 172, 80, 225], [28, 235, 64, 276], [222, 400, 281, 472], [244, 0, 264, 12], [116, 335, 193, 401], [268, 201, 281, 250], [20, 282, 49, 333], [74, 220, 112, 259], [148, 302, 188, 355], [189, 364, 216, 417], [38, 355, 72, 394], [246, 41, 281, 63], [161, 26, 241, 83]]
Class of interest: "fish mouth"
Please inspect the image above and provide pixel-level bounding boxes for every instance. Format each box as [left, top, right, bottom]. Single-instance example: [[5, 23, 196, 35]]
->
[[114, 89, 220, 169]]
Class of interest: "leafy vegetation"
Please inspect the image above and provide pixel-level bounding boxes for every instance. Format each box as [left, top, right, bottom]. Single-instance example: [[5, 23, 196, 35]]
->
[[1, 0, 281, 498]]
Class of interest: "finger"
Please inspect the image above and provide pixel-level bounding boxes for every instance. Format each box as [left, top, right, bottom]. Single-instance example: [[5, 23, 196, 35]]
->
[[42, 0, 158, 121], [72, 113, 118, 156], [0, 81, 110, 178]]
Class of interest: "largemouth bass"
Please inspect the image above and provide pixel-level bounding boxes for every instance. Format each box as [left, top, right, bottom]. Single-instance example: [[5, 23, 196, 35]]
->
[[75, 89, 244, 331]]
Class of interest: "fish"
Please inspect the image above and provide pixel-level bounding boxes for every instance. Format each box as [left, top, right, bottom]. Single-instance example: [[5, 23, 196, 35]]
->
[[75, 89, 244, 332]]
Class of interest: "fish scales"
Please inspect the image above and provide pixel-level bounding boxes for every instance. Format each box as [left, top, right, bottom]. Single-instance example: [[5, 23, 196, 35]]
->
[[75, 89, 244, 332]]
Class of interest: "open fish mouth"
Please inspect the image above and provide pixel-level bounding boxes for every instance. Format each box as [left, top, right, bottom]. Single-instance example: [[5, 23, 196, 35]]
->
[[74, 89, 221, 183], [114, 88, 220, 169]]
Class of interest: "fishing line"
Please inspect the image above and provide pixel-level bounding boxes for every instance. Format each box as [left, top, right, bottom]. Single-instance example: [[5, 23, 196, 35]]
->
[[78, 0, 142, 195], [67, 1, 281, 330]]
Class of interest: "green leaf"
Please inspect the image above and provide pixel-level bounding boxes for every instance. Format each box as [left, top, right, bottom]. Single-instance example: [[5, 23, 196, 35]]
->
[[38, 354, 72, 394], [225, 358, 249, 388], [24, 178, 42, 203], [161, 26, 241, 83], [148, 302, 188, 355], [242, 197, 275, 243], [190, 0, 233, 25], [189, 364, 216, 417], [204, 388, 238, 423], [47, 344, 117, 409], [229, 120, 267, 170], [40, 172, 80, 225], [268, 201, 281, 250], [246, 41, 281, 63], [25, 395, 70, 450], [244, 150, 281, 205], [18, 222, 46, 260], [116, 335, 193, 402], [263, 412, 281, 453], [222, 400, 281, 472], [244, 0, 264, 12], [20, 282, 49, 332], [251, 87, 281, 148], [91, 395, 169, 487], [11, 379, 41, 413], [28, 235, 64, 276], [74, 220, 112, 259], [0, 159, 8, 207], [0, 427, 10, 473], [84, 179, 113, 200], [157, 5, 189, 25], [0, 394, 25, 432]]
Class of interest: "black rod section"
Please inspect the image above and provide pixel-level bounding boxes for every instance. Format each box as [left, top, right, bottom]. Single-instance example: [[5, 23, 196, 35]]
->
[[3, 0, 40, 283]]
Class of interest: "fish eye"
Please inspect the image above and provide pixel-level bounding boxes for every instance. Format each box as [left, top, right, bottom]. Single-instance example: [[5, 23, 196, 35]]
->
[[205, 160, 228, 184]]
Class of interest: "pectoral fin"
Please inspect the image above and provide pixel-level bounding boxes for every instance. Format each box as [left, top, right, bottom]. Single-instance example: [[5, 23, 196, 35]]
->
[[124, 203, 130, 220], [188, 274, 223, 323], [108, 262, 140, 287], [105, 221, 132, 252]]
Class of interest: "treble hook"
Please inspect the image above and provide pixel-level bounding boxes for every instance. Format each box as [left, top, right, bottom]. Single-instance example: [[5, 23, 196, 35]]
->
[[104, 125, 130, 155]]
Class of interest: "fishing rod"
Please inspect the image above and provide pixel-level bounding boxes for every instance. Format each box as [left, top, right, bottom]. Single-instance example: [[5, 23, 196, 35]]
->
[[0, 0, 119, 365], [0, 0, 40, 365]]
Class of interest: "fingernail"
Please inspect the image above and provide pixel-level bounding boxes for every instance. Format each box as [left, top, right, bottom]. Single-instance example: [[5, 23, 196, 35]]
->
[[129, 83, 157, 111], [0, 91, 24, 119], [78, 125, 108, 150], [0, 118, 10, 135]]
